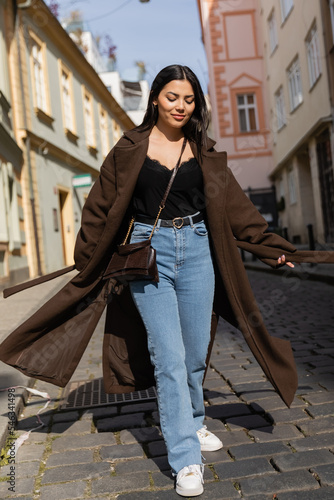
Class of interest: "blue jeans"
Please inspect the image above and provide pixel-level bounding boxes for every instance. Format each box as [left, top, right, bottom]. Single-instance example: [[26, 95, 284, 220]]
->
[[129, 214, 215, 474]]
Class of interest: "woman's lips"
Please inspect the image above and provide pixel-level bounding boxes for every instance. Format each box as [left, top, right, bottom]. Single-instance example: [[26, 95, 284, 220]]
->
[[171, 114, 185, 121]]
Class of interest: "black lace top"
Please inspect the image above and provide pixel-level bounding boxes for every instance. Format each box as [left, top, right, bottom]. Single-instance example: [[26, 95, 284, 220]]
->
[[132, 155, 205, 219]]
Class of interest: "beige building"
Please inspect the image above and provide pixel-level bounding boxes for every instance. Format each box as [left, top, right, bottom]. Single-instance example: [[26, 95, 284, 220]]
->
[[197, 0, 274, 192], [1, 0, 133, 285], [260, 0, 334, 244]]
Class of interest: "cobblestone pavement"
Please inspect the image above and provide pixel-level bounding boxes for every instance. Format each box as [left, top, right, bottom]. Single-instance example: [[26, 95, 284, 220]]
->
[[0, 269, 334, 499]]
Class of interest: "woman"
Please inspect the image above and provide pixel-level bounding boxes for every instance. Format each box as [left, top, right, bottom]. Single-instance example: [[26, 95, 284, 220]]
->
[[1, 65, 333, 497]]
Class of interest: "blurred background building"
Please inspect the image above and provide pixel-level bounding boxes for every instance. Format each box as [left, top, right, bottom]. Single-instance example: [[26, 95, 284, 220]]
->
[[197, 0, 334, 245]]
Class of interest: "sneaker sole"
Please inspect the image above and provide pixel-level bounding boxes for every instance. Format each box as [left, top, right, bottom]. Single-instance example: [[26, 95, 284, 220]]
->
[[176, 483, 204, 497], [200, 442, 223, 452]]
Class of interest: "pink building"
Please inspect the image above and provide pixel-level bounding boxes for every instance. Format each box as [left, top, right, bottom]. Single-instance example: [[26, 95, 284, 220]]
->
[[197, 0, 274, 190]]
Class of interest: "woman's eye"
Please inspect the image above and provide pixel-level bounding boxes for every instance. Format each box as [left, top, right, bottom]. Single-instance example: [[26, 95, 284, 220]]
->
[[167, 97, 176, 102], [186, 100, 194, 105]]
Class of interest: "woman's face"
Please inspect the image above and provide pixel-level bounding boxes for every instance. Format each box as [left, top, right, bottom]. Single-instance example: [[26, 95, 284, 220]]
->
[[153, 79, 195, 130]]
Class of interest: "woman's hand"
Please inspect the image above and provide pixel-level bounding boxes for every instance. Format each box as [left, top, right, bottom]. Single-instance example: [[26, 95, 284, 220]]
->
[[277, 254, 294, 268]]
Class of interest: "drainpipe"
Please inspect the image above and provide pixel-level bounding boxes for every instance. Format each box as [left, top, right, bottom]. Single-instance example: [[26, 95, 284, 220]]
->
[[16, 2, 42, 275]]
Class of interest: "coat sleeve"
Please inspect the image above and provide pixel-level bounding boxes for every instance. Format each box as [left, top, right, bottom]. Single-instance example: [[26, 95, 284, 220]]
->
[[73, 147, 117, 271], [225, 167, 297, 267]]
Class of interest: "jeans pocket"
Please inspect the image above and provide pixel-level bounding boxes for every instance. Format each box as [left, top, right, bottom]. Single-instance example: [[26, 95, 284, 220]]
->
[[130, 222, 153, 242], [193, 221, 208, 236]]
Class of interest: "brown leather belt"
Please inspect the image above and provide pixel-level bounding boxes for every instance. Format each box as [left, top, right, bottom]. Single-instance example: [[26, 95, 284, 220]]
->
[[135, 212, 204, 229]]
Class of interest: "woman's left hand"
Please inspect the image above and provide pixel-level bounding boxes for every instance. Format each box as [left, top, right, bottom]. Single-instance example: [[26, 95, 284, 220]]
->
[[277, 254, 294, 268]]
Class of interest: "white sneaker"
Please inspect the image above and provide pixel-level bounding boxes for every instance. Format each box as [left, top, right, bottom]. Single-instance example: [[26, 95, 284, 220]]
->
[[196, 425, 223, 451], [175, 464, 204, 497]]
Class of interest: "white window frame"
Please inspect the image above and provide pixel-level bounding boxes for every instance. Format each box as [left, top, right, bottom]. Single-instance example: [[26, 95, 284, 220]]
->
[[268, 9, 278, 54], [306, 24, 321, 88], [99, 106, 109, 157], [83, 89, 95, 148], [236, 93, 259, 133], [287, 57, 303, 112], [280, 0, 294, 23], [31, 40, 47, 112], [61, 68, 74, 132], [275, 86, 286, 130]]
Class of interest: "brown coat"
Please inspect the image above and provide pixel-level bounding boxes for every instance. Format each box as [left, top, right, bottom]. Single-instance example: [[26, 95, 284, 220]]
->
[[1, 128, 333, 407]]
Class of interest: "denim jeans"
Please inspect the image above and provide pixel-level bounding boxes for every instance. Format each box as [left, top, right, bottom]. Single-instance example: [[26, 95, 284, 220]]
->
[[129, 214, 215, 474]]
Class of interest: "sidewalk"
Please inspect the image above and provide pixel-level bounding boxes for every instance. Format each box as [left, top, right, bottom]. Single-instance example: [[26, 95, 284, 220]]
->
[[0, 266, 333, 499]]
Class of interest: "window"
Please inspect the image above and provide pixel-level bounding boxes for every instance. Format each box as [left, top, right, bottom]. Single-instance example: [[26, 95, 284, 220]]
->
[[268, 10, 278, 53], [288, 167, 296, 204], [280, 0, 293, 23], [287, 57, 303, 111], [31, 38, 47, 112], [60, 66, 75, 132], [306, 24, 321, 88], [236, 94, 258, 133], [83, 89, 95, 148], [99, 106, 109, 157], [275, 86, 286, 130]]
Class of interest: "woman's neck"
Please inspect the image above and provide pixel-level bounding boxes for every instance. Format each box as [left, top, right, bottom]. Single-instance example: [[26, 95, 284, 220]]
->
[[151, 122, 184, 143]]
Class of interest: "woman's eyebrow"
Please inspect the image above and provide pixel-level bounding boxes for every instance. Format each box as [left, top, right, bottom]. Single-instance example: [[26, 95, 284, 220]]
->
[[166, 91, 195, 98]]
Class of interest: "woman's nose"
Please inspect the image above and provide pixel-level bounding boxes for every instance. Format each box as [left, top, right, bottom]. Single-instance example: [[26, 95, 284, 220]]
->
[[175, 100, 185, 111]]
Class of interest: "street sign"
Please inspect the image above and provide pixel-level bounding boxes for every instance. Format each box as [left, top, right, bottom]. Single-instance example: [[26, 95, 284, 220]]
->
[[72, 174, 92, 188]]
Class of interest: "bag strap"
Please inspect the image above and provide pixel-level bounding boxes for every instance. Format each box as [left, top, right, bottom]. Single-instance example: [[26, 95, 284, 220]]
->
[[122, 137, 188, 244]]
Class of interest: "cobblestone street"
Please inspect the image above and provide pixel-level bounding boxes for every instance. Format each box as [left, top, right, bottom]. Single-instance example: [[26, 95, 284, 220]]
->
[[1, 268, 334, 499]]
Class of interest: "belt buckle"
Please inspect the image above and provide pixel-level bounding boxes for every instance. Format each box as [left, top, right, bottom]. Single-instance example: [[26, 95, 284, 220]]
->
[[172, 217, 184, 229]]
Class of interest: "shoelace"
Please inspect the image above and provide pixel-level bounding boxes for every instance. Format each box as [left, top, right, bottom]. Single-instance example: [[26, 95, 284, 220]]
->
[[177, 465, 203, 481], [197, 425, 210, 438]]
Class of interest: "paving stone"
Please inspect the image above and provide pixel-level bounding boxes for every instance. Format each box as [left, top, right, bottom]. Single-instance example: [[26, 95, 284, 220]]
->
[[46, 448, 94, 466], [276, 487, 334, 499], [311, 463, 334, 486], [0, 476, 35, 497], [99, 443, 144, 461], [83, 406, 118, 419], [225, 414, 270, 430], [120, 402, 157, 414], [298, 416, 334, 436], [266, 407, 311, 424], [146, 440, 167, 458], [91, 471, 150, 494], [239, 469, 318, 496], [120, 427, 163, 444], [290, 434, 334, 451], [15, 430, 49, 444], [151, 470, 174, 489], [42, 462, 111, 483], [214, 457, 275, 480], [202, 378, 230, 390], [205, 403, 252, 420], [50, 419, 92, 435], [204, 392, 240, 405], [96, 413, 146, 432], [221, 430, 254, 447], [39, 481, 87, 500], [115, 456, 170, 474], [249, 424, 303, 443], [306, 403, 334, 418], [51, 410, 80, 423], [16, 415, 52, 430], [51, 432, 116, 451], [0, 461, 40, 479], [273, 449, 334, 472], [201, 447, 232, 464], [16, 443, 45, 462], [203, 419, 227, 433], [229, 442, 290, 460]]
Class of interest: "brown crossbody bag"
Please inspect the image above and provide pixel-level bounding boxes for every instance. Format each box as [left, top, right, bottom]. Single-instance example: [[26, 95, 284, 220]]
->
[[103, 137, 188, 284]]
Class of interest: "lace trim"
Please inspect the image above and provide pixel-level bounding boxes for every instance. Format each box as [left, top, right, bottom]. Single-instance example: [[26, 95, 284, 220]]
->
[[145, 155, 197, 172]]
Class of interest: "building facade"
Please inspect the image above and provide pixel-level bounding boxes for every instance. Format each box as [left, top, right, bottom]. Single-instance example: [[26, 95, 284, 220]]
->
[[1, 0, 134, 285], [0, 0, 28, 287], [260, 0, 334, 244], [197, 0, 274, 192]]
